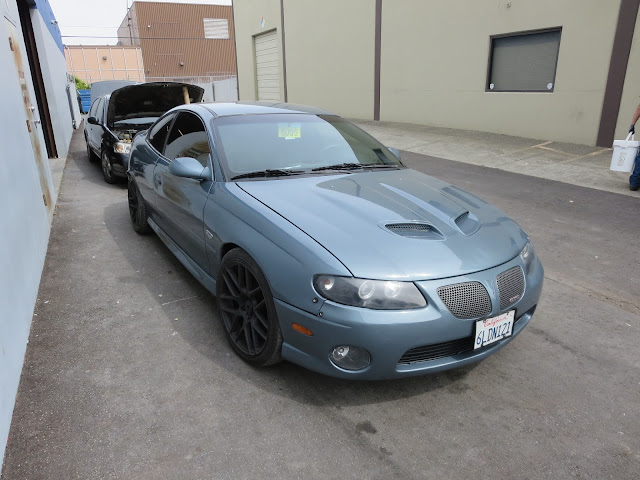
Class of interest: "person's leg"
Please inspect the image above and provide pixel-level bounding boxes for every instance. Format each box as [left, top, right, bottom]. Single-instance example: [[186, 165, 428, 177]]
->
[[630, 151, 640, 190]]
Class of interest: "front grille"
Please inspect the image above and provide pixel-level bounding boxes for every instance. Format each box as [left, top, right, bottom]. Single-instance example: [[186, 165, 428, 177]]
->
[[398, 313, 526, 365], [398, 336, 475, 364], [497, 266, 525, 310], [437, 281, 492, 319]]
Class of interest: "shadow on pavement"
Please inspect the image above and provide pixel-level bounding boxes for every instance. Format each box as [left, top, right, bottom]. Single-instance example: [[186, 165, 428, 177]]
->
[[102, 201, 478, 408]]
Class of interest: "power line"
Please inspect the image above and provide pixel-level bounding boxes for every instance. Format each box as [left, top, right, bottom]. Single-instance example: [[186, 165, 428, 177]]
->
[[59, 25, 119, 29], [62, 35, 229, 40]]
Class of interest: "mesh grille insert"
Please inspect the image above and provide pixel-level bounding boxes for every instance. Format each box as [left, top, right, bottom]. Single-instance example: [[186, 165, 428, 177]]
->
[[385, 223, 444, 240], [497, 266, 525, 310], [387, 223, 432, 231], [437, 281, 492, 319]]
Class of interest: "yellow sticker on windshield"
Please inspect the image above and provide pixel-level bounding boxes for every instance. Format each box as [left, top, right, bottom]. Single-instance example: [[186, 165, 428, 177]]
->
[[278, 123, 301, 139]]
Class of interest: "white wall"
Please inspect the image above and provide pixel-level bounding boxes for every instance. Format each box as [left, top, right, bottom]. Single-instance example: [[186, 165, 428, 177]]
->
[[31, 9, 74, 157], [0, 0, 72, 472], [68, 79, 82, 129]]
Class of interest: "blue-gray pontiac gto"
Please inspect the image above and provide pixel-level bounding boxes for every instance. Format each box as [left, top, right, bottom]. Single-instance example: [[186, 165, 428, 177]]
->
[[127, 102, 543, 380]]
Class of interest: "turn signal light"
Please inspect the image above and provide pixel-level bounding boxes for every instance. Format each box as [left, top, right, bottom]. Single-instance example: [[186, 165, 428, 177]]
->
[[292, 323, 314, 336]]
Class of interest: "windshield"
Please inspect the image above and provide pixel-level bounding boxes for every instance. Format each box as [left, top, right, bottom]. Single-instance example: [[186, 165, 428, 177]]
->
[[211, 114, 402, 179]]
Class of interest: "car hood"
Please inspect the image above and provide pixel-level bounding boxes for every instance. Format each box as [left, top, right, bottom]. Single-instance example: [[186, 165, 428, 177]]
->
[[237, 169, 528, 280], [106, 82, 204, 128]]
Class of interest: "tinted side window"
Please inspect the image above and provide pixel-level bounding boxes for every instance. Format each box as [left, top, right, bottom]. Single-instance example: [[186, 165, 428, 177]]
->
[[89, 99, 99, 117], [148, 113, 176, 153], [96, 98, 104, 121], [164, 112, 210, 167]]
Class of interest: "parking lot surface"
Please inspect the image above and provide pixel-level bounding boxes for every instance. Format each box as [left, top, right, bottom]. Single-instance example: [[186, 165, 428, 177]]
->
[[3, 128, 639, 479]]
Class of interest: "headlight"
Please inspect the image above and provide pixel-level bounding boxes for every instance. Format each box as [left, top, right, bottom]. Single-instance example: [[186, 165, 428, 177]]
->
[[519, 240, 537, 275], [313, 275, 426, 310], [114, 142, 131, 154]]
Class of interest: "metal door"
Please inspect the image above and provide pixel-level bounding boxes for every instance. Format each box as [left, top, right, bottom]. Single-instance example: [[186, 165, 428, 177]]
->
[[6, 19, 53, 213], [254, 30, 280, 101]]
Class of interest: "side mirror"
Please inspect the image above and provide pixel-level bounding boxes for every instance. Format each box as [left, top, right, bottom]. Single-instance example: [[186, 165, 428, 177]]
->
[[87, 116, 99, 125], [388, 147, 401, 161], [169, 156, 208, 179]]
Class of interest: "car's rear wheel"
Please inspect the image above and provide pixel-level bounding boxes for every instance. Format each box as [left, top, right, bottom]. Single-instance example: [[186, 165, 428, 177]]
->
[[128, 178, 151, 234], [217, 249, 283, 367], [101, 150, 117, 184]]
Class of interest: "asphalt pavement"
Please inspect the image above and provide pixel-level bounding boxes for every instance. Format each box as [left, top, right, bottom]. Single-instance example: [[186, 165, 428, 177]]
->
[[2, 124, 639, 479]]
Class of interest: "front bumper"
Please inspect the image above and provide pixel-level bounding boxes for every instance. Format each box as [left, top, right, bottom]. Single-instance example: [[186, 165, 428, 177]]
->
[[275, 256, 543, 380], [108, 151, 129, 177]]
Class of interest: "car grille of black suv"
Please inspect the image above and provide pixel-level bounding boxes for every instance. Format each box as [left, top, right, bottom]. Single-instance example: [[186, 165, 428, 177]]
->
[[496, 266, 525, 310], [437, 281, 492, 319]]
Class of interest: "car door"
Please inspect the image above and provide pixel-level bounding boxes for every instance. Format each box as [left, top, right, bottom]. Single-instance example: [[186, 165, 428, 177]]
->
[[153, 111, 213, 272], [131, 112, 177, 211], [86, 98, 99, 151], [88, 97, 104, 153]]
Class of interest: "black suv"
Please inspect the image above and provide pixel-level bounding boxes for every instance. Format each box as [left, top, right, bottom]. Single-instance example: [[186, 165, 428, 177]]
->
[[84, 82, 204, 183]]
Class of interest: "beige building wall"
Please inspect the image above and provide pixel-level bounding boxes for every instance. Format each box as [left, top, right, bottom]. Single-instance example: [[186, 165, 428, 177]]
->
[[65, 46, 145, 84], [233, 0, 285, 102], [283, 0, 374, 120], [234, 0, 375, 119], [615, 8, 640, 142], [381, 0, 620, 145]]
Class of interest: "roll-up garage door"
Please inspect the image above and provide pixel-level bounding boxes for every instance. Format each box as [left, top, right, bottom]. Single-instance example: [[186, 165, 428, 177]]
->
[[254, 30, 280, 101]]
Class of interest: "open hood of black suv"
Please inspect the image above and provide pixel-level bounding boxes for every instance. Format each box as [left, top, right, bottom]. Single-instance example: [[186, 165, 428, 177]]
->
[[106, 82, 205, 127]]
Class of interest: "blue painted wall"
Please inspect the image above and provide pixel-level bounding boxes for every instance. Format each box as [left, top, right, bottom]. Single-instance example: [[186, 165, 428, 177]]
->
[[32, 0, 64, 53]]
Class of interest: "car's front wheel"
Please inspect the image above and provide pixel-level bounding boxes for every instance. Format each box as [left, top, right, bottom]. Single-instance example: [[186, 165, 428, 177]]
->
[[128, 178, 151, 234], [217, 249, 283, 367], [86, 138, 98, 163], [101, 150, 117, 184]]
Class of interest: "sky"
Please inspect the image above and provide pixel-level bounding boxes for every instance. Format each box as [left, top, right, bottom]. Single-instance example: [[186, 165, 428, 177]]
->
[[48, 0, 232, 45]]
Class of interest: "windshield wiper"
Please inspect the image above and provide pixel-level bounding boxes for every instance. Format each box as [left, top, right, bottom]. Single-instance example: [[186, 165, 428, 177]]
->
[[311, 163, 401, 172], [231, 169, 305, 180], [364, 164, 401, 168], [311, 163, 364, 172]]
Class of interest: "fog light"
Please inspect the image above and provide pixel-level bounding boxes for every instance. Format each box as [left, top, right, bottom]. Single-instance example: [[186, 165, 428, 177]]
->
[[329, 345, 371, 371]]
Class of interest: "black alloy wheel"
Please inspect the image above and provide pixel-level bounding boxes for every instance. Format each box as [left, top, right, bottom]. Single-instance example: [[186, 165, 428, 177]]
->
[[217, 249, 283, 366], [128, 178, 151, 234], [101, 150, 117, 184]]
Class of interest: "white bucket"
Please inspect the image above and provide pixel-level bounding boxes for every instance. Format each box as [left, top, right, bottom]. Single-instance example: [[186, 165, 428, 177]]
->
[[610, 132, 639, 172]]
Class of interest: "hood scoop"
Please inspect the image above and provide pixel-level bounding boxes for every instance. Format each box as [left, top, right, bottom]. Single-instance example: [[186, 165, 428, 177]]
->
[[384, 222, 445, 240], [453, 211, 481, 236]]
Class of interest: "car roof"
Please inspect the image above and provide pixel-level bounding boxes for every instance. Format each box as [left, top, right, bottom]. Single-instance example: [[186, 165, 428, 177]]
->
[[199, 101, 336, 118]]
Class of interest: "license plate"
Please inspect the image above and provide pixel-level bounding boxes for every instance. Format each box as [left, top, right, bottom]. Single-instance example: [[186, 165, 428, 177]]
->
[[474, 310, 515, 349]]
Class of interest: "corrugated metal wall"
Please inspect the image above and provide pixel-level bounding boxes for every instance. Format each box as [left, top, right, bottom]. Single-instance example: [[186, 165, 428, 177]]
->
[[131, 1, 237, 79]]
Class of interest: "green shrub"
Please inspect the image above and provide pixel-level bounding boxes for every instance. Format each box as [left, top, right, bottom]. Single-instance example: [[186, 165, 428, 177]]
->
[[75, 76, 90, 90]]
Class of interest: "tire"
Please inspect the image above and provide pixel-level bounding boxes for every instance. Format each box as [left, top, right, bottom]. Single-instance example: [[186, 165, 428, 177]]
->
[[101, 149, 117, 184], [128, 178, 151, 235], [217, 249, 283, 367], [86, 139, 98, 163]]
